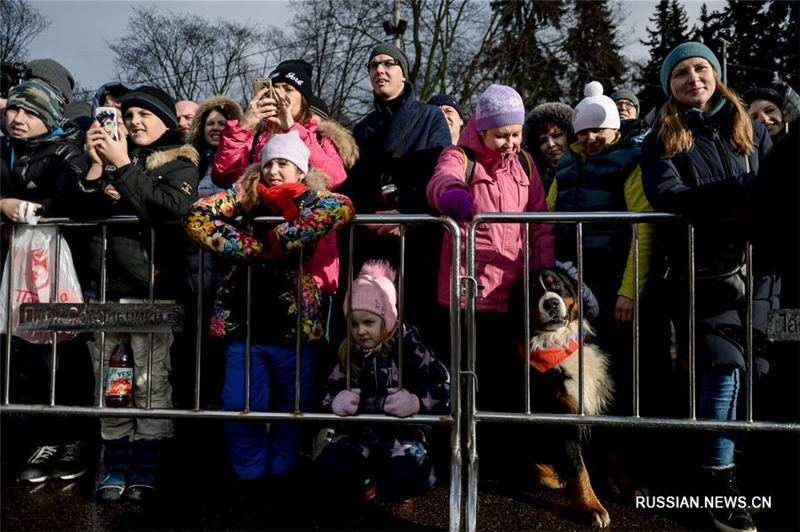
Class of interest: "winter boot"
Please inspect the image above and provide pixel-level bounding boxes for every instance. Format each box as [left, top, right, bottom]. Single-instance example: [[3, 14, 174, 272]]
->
[[125, 438, 166, 502], [52, 440, 89, 480], [96, 437, 132, 503], [18, 445, 60, 483], [704, 465, 757, 532]]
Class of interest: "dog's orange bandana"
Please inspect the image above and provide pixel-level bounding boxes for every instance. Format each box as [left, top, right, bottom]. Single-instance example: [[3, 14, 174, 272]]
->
[[517, 337, 581, 373]]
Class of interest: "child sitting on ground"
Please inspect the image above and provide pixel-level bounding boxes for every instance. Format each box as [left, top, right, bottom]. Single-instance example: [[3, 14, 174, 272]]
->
[[314, 260, 450, 503]]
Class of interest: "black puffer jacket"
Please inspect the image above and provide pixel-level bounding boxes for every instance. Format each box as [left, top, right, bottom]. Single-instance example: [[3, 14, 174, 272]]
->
[[74, 129, 200, 299], [641, 100, 771, 277], [0, 123, 87, 217]]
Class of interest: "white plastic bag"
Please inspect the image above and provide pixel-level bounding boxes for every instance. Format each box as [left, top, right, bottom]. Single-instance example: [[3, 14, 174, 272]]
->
[[0, 225, 84, 343]]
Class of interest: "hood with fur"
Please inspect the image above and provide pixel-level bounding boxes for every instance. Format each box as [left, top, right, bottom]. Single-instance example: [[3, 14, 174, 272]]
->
[[188, 94, 244, 149], [145, 144, 200, 170], [316, 119, 359, 169]]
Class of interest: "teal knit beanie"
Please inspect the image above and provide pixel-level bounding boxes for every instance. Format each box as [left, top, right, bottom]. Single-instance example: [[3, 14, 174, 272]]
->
[[660, 42, 721, 96]]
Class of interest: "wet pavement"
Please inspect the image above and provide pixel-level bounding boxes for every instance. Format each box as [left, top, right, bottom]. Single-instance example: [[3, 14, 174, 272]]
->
[[2, 419, 798, 531]]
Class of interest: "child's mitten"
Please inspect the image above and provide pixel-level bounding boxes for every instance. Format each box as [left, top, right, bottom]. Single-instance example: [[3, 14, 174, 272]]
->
[[383, 388, 420, 418], [331, 388, 361, 416], [437, 187, 473, 222]]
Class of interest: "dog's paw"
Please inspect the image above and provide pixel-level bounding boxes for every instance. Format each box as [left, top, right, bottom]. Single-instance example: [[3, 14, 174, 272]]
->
[[590, 506, 610, 528]]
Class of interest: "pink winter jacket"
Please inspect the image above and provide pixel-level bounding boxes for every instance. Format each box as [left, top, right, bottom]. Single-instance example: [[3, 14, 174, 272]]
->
[[427, 116, 555, 312], [212, 118, 351, 294]]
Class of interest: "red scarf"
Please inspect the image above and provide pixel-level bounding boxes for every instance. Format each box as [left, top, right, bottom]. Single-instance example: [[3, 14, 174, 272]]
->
[[516, 334, 582, 373]]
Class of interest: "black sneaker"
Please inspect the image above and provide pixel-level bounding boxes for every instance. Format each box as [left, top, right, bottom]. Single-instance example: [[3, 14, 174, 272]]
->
[[52, 441, 88, 480], [705, 465, 757, 532], [710, 506, 757, 532], [18, 445, 60, 483]]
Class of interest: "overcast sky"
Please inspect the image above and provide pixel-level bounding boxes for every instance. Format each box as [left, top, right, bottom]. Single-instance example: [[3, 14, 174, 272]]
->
[[26, 0, 726, 97]]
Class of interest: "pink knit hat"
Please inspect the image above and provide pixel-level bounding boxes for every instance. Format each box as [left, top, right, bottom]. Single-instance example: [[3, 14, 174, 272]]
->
[[344, 260, 398, 334]]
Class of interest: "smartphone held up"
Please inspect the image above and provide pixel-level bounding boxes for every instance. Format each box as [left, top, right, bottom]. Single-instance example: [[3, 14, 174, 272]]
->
[[94, 106, 119, 141], [253, 77, 273, 100]]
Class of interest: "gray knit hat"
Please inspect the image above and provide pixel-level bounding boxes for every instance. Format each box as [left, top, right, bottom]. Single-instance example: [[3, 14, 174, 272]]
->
[[610, 89, 640, 116], [368, 43, 409, 77], [25, 59, 75, 102]]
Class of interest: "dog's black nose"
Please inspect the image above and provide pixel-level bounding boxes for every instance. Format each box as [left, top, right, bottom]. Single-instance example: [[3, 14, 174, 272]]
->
[[543, 298, 559, 312]]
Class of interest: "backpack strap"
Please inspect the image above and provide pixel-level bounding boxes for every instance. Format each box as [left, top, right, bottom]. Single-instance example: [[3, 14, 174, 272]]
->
[[459, 146, 476, 185], [517, 149, 534, 183], [460, 147, 534, 186]]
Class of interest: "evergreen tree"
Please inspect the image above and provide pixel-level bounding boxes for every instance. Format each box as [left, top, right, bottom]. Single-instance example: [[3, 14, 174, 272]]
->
[[478, 0, 567, 108], [562, 0, 625, 104], [762, 0, 800, 89], [692, 3, 724, 47], [716, 1, 770, 89], [637, 0, 690, 113]]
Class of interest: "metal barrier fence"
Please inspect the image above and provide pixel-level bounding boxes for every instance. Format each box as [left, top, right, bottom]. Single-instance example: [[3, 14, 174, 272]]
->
[[0, 214, 464, 531], [2, 213, 799, 532], [462, 212, 800, 532]]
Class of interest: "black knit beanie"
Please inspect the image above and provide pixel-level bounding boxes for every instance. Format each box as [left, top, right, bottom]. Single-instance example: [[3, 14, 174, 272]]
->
[[309, 94, 330, 120], [121, 85, 178, 130], [369, 43, 409, 77], [742, 87, 783, 109], [269, 59, 313, 104]]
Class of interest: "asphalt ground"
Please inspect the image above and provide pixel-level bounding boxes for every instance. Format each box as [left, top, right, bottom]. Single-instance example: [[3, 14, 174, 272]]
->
[[2, 417, 798, 531]]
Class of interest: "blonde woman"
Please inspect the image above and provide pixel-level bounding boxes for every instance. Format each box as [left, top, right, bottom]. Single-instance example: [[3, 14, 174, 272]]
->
[[641, 42, 776, 532]]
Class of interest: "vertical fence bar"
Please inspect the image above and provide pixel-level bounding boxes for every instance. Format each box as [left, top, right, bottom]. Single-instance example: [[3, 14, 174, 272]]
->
[[523, 223, 531, 414], [465, 220, 479, 532], [345, 225, 354, 389], [688, 224, 696, 419], [244, 264, 253, 412], [576, 221, 585, 415], [3, 225, 16, 405], [745, 242, 753, 422], [146, 227, 156, 409], [632, 222, 640, 417], [98, 224, 108, 407], [294, 247, 303, 414], [397, 226, 405, 389], [445, 218, 462, 532], [49, 225, 62, 406], [194, 249, 204, 410]]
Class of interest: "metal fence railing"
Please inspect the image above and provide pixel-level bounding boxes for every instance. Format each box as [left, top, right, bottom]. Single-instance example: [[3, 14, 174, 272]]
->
[[0, 214, 464, 531], [2, 212, 798, 532], [462, 212, 800, 532]]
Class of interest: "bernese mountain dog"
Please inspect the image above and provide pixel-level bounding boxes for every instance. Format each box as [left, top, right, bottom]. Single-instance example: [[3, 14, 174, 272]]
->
[[512, 265, 615, 527]]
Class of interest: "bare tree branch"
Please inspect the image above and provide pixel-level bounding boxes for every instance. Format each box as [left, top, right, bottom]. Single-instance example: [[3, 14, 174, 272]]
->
[[0, 0, 50, 64]]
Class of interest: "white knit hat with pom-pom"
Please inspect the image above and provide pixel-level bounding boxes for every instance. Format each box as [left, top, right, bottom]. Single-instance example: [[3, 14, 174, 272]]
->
[[572, 81, 620, 133], [344, 260, 398, 334]]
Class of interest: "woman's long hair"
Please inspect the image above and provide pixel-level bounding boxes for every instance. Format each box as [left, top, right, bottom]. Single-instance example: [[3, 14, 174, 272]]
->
[[658, 70, 754, 158]]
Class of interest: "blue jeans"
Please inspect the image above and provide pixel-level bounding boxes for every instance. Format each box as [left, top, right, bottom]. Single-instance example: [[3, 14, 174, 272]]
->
[[699, 367, 740, 467], [222, 341, 316, 479]]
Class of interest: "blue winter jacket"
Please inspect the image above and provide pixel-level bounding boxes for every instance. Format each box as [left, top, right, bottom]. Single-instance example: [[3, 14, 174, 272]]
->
[[344, 81, 451, 214]]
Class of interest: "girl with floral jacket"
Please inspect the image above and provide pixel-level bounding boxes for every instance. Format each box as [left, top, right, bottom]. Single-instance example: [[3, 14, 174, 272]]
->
[[184, 131, 353, 481]]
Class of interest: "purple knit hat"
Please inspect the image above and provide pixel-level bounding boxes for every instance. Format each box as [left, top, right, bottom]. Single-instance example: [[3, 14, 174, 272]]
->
[[475, 84, 525, 131]]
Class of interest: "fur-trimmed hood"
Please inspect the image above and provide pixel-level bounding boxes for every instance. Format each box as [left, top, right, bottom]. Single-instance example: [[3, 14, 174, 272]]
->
[[316, 119, 359, 169], [145, 144, 200, 171], [188, 94, 244, 148]]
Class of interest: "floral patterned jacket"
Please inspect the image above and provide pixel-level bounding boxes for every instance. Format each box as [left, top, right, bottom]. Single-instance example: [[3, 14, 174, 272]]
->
[[184, 169, 354, 343]]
